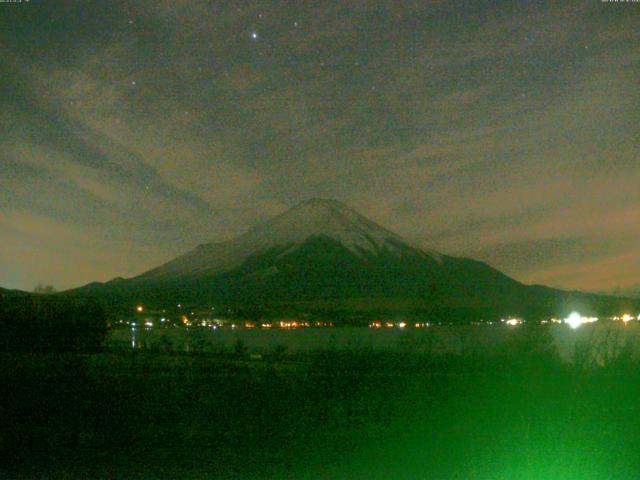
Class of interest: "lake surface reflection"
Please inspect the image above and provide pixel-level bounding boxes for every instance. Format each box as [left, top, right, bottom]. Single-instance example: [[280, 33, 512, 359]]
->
[[109, 322, 640, 363]]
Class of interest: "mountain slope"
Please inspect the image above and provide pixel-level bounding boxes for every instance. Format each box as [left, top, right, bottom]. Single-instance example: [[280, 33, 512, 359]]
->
[[138, 198, 439, 281], [0, 287, 30, 298], [68, 199, 639, 320]]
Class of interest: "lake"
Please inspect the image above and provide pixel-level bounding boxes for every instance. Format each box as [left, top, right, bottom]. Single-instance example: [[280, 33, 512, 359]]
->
[[108, 322, 640, 364]]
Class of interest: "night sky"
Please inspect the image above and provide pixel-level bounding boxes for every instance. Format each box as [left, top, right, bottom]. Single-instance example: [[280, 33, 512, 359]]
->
[[1, 0, 638, 293]]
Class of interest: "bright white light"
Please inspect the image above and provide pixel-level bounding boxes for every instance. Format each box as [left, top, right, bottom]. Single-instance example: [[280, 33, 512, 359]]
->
[[622, 314, 633, 323], [144, 321, 153, 327], [503, 318, 521, 326], [565, 312, 583, 329], [564, 312, 598, 329], [251, 32, 258, 39], [136, 305, 143, 313], [398, 322, 406, 328]]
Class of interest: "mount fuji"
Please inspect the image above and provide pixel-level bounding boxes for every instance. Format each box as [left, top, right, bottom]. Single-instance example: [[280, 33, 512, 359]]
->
[[69, 198, 638, 321], [141, 198, 440, 280]]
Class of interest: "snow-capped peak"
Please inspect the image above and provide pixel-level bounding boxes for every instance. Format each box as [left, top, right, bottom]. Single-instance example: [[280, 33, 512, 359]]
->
[[139, 198, 438, 279], [240, 198, 407, 255]]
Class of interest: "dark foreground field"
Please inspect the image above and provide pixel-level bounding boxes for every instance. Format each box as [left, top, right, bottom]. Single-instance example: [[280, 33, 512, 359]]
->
[[2, 328, 640, 479]]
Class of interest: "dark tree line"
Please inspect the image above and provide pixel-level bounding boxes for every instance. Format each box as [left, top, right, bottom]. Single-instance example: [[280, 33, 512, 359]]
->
[[33, 284, 57, 294], [0, 294, 108, 353]]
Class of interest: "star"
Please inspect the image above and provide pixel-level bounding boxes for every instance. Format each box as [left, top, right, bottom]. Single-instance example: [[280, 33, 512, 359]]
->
[[251, 32, 258, 40]]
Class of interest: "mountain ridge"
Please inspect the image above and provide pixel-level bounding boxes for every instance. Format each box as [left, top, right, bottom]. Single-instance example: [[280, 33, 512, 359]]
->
[[66, 198, 639, 321], [138, 198, 439, 282]]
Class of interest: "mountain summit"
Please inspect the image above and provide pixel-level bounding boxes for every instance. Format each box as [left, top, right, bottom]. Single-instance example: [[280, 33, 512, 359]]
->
[[140, 198, 436, 281], [242, 198, 412, 255], [72, 199, 638, 321]]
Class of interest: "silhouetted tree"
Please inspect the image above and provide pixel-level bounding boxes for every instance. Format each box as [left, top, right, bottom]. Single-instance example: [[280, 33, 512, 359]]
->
[[33, 284, 57, 294], [0, 294, 108, 353]]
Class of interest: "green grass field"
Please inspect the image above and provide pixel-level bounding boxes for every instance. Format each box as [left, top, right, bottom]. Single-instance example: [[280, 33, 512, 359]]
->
[[2, 329, 640, 479]]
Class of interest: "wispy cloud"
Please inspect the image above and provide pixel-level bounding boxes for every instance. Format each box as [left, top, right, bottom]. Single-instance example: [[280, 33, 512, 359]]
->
[[0, 0, 637, 291]]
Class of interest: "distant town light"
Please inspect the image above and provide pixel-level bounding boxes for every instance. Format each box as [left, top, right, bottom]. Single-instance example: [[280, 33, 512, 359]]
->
[[136, 305, 143, 313], [503, 318, 522, 326], [564, 312, 598, 329], [622, 314, 634, 323]]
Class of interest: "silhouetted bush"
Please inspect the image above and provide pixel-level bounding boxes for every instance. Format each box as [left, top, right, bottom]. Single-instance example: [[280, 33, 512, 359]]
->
[[572, 327, 639, 370], [233, 338, 248, 357], [0, 294, 108, 353], [499, 323, 560, 365]]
